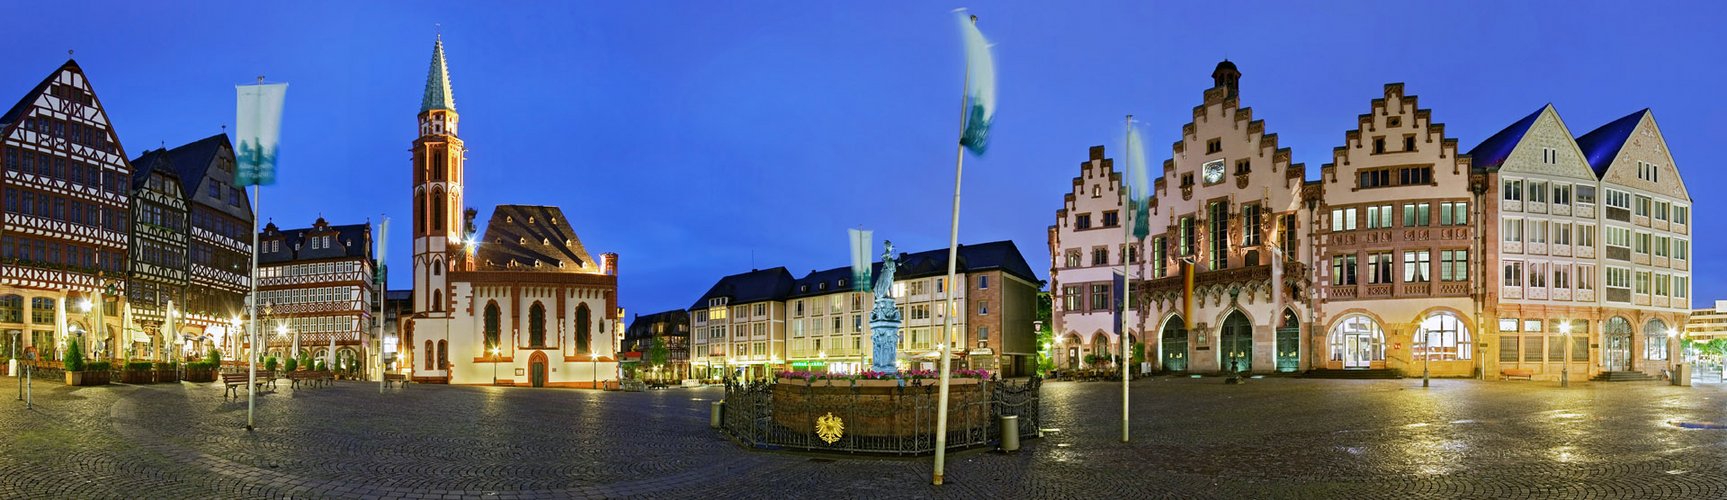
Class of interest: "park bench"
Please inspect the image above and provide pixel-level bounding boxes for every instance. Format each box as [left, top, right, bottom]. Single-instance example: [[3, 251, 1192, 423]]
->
[[220, 373, 267, 400], [384, 373, 409, 389], [1500, 368, 1534, 381], [289, 371, 325, 389]]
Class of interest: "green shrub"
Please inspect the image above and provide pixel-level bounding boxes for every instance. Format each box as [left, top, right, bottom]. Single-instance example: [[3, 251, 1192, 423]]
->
[[313, 359, 326, 372], [154, 362, 176, 371], [206, 348, 222, 366], [126, 361, 153, 371], [299, 355, 310, 371], [284, 358, 298, 372], [64, 339, 85, 372], [86, 361, 111, 372], [265, 356, 279, 371]]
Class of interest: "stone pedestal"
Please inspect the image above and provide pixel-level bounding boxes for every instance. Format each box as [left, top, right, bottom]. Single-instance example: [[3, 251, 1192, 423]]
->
[[869, 318, 902, 373]]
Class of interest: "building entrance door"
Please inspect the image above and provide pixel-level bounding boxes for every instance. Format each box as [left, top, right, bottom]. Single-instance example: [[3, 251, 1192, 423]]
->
[[1604, 317, 1632, 372], [1161, 317, 1187, 372], [1221, 312, 1252, 373], [529, 351, 547, 387], [1275, 310, 1300, 373]]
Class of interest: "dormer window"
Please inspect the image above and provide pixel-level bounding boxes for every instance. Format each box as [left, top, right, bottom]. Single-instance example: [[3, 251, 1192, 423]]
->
[[528, 216, 535, 224], [838, 279, 848, 287], [519, 237, 527, 245], [506, 216, 513, 223], [819, 283, 827, 291], [542, 238, 550, 245], [565, 239, 573, 247]]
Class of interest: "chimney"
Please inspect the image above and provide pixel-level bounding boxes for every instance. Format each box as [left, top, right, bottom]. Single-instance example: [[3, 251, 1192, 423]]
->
[[602, 252, 619, 275]]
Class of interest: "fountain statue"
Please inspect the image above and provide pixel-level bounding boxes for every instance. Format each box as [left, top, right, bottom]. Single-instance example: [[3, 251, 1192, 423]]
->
[[868, 240, 903, 373]]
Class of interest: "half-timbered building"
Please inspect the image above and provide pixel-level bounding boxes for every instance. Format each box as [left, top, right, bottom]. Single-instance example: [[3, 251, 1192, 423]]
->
[[256, 218, 376, 373], [126, 148, 190, 360], [0, 59, 133, 364], [159, 133, 253, 356]]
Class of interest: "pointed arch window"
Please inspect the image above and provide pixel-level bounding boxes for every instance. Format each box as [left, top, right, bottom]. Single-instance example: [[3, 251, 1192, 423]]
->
[[484, 301, 501, 351], [430, 188, 446, 231], [529, 302, 547, 347], [414, 192, 426, 233], [437, 340, 448, 370], [576, 303, 592, 354], [431, 289, 443, 312], [424, 340, 433, 371]]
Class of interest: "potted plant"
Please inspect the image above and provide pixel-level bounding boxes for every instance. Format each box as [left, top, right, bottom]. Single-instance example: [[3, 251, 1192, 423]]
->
[[64, 339, 86, 386], [85, 361, 112, 385], [284, 357, 298, 372]]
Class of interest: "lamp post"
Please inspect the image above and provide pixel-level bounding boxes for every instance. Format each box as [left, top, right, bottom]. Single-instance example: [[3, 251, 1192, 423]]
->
[[1421, 328, 1431, 388], [491, 346, 500, 386], [78, 298, 93, 358], [1560, 320, 1572, 387]]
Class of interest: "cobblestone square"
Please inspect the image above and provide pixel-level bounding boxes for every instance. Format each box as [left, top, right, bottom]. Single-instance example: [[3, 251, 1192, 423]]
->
[[3, 376, 1727, 499]]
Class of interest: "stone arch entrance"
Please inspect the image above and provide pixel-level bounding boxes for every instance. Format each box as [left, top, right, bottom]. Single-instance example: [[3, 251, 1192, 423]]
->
[[529, 351, 548, 388], [1161, 315, 1187, 372], [1220, 311, 1252, 373], [1275, 308, 1300, 372], [1604, 317, 1632, 372]]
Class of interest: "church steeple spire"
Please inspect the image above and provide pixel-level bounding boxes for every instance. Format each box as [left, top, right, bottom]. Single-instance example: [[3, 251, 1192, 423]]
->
[[421, 36, 455, 113]]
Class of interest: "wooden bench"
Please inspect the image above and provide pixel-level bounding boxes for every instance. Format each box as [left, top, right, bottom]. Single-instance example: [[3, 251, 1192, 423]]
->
[[289, 371, 324, 389], [220, 373, 268, 400], [1500, 368, 1535, 381], [384, 373, 409, 389]]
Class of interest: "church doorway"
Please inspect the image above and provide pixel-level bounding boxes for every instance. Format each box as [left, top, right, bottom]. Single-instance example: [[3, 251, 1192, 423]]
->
[[529, 351, 548, 388]]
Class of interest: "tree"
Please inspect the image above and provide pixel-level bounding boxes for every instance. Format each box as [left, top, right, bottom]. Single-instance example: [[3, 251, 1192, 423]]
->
[[648, 336, 670, 380], [1035, 291, 1054, 376], [65, 339, 85, 372]]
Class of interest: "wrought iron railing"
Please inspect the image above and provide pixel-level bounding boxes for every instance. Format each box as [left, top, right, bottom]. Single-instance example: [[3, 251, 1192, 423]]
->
[[720, 376, 1041, 455]]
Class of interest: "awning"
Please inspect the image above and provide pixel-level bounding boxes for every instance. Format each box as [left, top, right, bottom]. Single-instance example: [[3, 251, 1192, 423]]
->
[[131, 331, 151, 343]]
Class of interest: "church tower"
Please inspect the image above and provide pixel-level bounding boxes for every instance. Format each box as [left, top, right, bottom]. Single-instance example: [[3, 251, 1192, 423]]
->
[[412, 36, 464, 315]]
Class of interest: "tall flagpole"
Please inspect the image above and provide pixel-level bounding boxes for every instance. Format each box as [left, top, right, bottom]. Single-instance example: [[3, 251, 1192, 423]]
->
[[932, 13, 976, 487], [1121, 115, 1132, 443], [377, 216, 388, 394], [245, 76, 264, 431], [246, 184, 259, 430]]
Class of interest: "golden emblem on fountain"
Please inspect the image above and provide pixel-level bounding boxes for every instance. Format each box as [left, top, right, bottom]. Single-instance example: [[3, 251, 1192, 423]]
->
[[816, 412, 844, 444]]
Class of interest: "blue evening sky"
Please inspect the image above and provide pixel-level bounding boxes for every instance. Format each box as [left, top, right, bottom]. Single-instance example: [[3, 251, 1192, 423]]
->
[[5, 1, 1723, 318]]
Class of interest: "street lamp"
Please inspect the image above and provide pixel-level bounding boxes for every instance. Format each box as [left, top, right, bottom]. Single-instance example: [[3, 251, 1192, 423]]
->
[[1560, 320, 1572, 387], [1421, 328, 1431, 388]]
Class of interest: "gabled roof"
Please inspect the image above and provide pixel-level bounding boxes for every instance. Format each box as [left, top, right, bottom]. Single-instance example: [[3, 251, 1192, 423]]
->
[[624, 309, 691, 341], [1465, 105, 1545, 172], [1575, 109, 1649, 178], [0, 59, 73, 128], [129, 147, 181, 189], [690, 267, 796, 310], [474, 205, 599, 273], [159, 133, 233, 190], [422, 37, 455, 113]]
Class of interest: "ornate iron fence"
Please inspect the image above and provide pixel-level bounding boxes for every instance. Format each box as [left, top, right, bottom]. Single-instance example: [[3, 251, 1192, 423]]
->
[[720, 375, 1041, 455]]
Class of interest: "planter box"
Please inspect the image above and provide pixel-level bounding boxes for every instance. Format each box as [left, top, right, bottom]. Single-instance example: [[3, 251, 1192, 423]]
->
[[65, 370, 110, 386], [121, 370, 153, 384], [153, 370, 180, 383], [182, 368, 215, 383]]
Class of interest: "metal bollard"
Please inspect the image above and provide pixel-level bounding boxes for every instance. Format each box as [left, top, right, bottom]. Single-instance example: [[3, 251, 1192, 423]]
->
[[999, 415, 1020, 452], [710, 400, 725, 429]]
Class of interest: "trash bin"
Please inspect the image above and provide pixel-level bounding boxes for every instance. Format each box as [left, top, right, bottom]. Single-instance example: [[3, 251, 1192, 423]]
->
[[1676, 364, 1692, 387], [999, 415, 1020, 452], [710, 401, 725, 428]]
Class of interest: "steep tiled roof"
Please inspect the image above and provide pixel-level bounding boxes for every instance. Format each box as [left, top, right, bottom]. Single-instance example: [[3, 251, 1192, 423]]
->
[[1464, 105, 1545, 172], [159, 133, 233, 192], [1575, 109, 1648, 178], [625, 309, 691, 342], [473, 205, 599, 273], [258, 218, 372, 264], [690, 267, 796, 310], [129, 147, 181, 189]]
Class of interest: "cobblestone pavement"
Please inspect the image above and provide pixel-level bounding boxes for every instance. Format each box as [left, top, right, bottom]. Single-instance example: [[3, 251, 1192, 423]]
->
[[3, 374, 1727, 499]]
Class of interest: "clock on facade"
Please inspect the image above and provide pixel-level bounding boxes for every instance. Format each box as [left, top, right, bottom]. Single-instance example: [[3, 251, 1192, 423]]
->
[[1202, 159, 1226, 184]]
